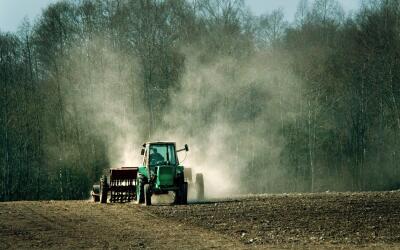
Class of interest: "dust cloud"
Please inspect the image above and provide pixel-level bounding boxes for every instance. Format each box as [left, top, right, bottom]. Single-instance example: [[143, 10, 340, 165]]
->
[[153, 48, 303, 198], [64, 38, 302, 198], [63, 39, 144, 168]]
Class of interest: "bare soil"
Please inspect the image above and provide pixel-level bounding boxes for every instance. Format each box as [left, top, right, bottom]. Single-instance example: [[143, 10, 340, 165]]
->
[[1, 192, 400, 249]]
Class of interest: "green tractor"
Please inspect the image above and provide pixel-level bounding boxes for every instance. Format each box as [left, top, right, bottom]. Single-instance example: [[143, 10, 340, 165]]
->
[[92, 142, 204, 205], [136, 142, 203, 205]]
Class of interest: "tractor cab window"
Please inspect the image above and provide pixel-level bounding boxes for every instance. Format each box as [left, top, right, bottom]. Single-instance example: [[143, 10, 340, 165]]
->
[[149, 144, 176, 166], [142, 149, 148, 166]]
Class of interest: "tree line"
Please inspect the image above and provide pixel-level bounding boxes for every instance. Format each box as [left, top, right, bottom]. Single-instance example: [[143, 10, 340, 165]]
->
[[1, 0, 400, 201]]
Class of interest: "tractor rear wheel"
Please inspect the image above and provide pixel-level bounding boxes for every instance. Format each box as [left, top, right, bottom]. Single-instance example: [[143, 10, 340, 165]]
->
[[181, 182, 188, 205], [175, 182, 188, 205], [144, 184, 151, 206], [195, 173, 204, 200], [100, 175, 108, 204]]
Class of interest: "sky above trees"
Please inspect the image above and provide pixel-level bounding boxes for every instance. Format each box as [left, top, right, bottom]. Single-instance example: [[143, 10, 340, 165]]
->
[[0, 0, 361, 32]]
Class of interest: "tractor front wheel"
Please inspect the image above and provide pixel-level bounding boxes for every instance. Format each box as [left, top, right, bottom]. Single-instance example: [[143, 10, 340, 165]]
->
[[174, 190, 181, 205], [136, 178, 144, 204], [144, 184, 152, 206]]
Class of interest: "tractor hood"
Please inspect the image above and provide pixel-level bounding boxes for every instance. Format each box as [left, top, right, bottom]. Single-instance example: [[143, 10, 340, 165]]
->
[[155, 165, 175, 187]]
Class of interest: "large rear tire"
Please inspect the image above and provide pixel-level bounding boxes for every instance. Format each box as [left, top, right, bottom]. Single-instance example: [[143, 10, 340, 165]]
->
[[100, 175, 108, 204], [144, 184, 152, 206], [195, 173, 204, 200], [182, 182, 188, 205], [175, 182, 188, 205]]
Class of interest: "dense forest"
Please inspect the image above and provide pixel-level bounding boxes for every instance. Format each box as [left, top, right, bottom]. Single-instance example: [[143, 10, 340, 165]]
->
[[1, 0, 400, 201]]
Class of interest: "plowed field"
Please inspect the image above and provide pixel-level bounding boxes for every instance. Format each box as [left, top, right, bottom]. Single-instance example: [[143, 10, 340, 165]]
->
[[1, 192, 400, 249]]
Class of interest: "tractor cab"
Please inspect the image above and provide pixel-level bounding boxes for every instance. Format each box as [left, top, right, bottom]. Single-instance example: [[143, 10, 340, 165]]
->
[[143, 143, 178, 167], [136, 142, 189, 205]]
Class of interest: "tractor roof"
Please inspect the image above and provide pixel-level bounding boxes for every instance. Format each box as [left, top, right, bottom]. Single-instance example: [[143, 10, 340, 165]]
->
[[142, 141, 176, 147]]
